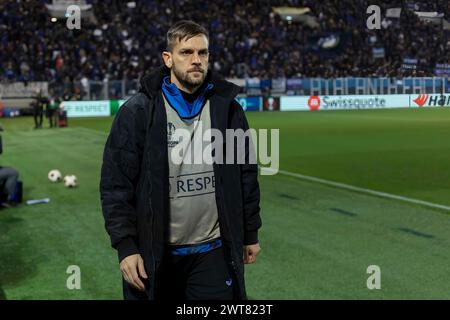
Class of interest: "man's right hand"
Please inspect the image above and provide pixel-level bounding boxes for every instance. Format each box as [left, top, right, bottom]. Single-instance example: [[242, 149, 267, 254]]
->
[[120, 254, 148, 291]]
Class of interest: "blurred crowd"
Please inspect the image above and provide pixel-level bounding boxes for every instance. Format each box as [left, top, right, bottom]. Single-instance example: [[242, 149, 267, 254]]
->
[[0, 0, 449, 84]]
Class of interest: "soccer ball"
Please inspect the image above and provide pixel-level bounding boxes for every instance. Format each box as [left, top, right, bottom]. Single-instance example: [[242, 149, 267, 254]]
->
[[64, 175, 77, 188], [48, 169, 62, 182]]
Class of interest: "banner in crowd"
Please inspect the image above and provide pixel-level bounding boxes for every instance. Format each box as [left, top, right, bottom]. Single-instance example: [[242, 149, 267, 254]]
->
[[434, 64, 450, 76], [246, 78, 261, 90], [286, 78, 303, 91], [271, 78, 287, 93], [0, 82, 48, 98], [401, 58, 418, 70]]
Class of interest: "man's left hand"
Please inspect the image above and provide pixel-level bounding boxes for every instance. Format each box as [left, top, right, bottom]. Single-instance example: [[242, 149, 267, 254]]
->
[[243, 243, 261, 264]]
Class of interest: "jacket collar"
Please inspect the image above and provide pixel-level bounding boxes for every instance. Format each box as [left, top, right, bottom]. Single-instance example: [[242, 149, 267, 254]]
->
[[139, 65, 240, 100]]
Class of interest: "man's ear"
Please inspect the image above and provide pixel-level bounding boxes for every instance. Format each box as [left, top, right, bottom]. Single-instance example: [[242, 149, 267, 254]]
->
[[162, 51, 172, 68]]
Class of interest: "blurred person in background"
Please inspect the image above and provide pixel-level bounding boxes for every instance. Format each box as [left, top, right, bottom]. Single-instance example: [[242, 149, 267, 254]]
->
[[0, 166, 19, 208], [47, 90, 60, 128], [32, 89, 44, 129]]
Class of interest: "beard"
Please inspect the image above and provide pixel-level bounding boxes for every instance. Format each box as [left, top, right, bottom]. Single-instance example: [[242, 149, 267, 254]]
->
[[172, 62, 206, 91]]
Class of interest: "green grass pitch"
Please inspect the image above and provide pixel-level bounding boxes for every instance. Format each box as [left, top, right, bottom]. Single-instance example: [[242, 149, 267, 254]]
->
[[0, 108, 450, 299]]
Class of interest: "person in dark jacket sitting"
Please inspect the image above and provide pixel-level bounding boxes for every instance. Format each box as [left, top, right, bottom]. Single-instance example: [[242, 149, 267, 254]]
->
[[0, 166, 19, 208], [0, 123, 19, 208], [100, 20, 262, 300]]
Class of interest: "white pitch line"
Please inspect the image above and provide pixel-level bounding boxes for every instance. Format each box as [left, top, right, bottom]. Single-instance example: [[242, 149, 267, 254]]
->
[[263, 168, 450, 212]]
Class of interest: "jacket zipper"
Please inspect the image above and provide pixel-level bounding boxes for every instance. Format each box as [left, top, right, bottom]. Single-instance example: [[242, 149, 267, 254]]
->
[[150, 192, 156, 298], [217, 174, 238, 274], [146, 93, 157, 298], [217, 174, 241, 300]]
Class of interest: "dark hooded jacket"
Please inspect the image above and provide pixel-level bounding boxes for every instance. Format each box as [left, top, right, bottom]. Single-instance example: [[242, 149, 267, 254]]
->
[[100, 66, 262, 300]]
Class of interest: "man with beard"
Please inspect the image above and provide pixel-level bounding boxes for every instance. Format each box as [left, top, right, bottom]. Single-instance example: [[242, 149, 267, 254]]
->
[[100, 20, 262, 300]]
